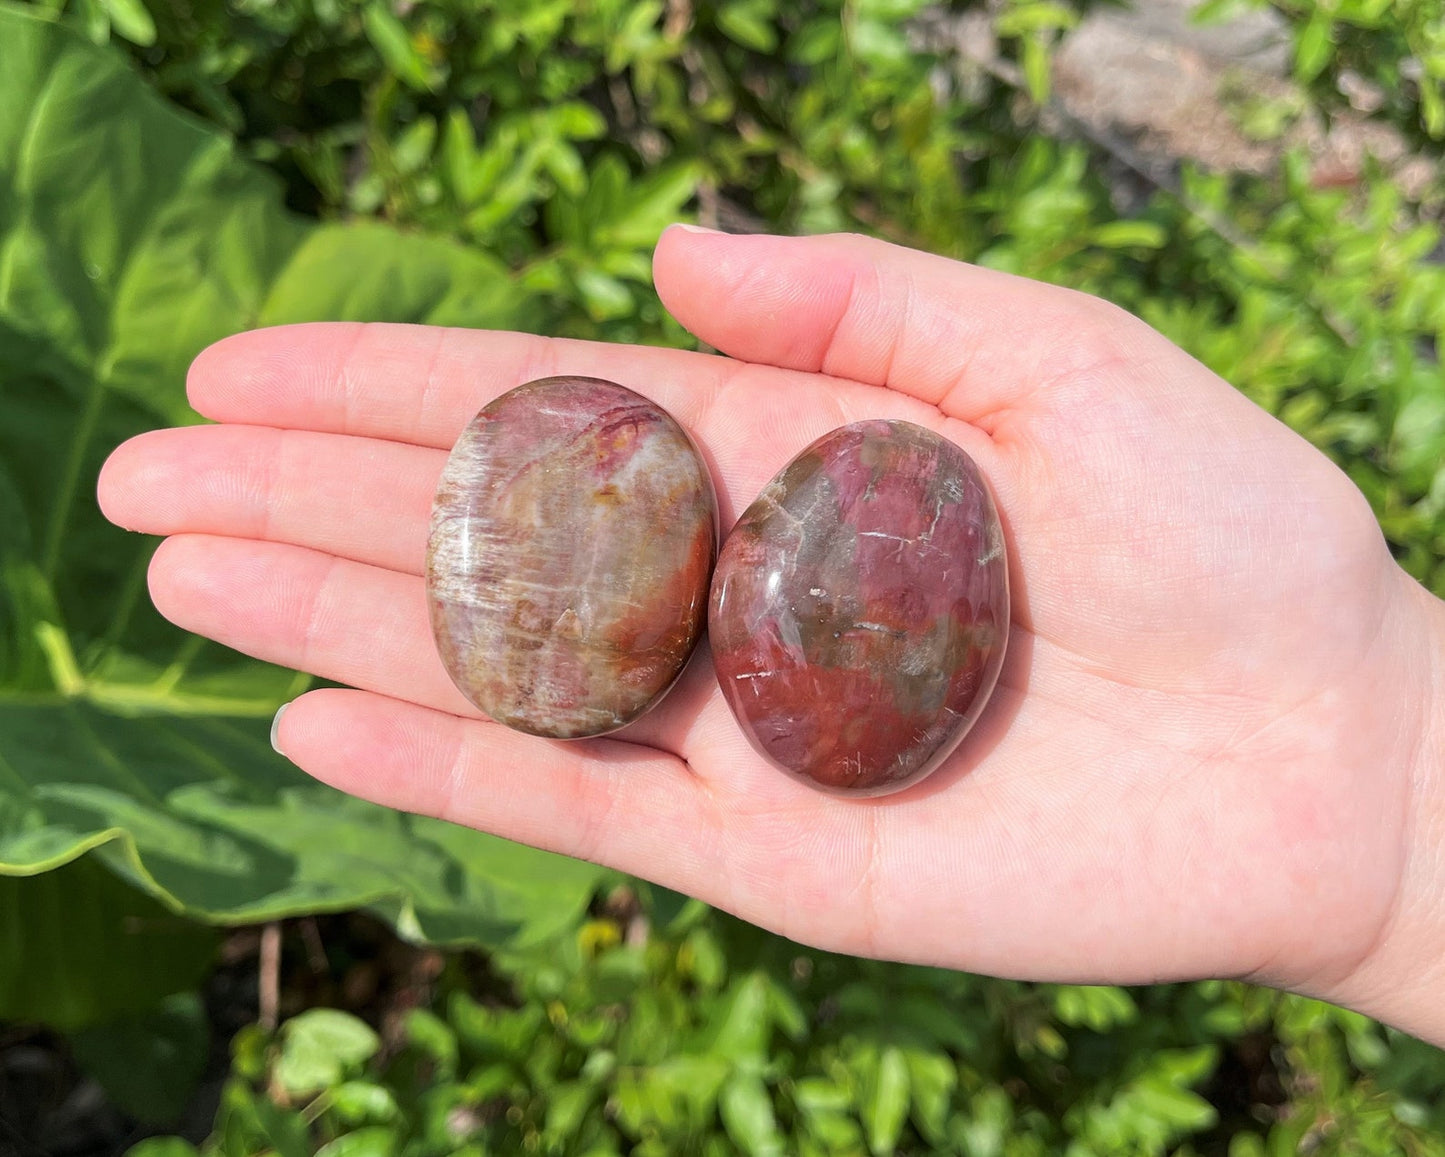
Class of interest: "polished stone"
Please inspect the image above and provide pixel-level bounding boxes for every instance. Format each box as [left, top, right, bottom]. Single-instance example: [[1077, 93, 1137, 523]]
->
[[709, 420, 1009, 795], [427, 376, 716, 738]]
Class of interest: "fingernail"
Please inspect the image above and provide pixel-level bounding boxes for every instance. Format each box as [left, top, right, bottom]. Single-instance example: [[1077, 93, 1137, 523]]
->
[[669, 222, 724, 235], [270, 703, 289, 754]]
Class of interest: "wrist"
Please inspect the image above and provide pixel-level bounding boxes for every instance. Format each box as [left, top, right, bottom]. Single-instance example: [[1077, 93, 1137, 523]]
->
[[1313, 566, 1445, 1041]]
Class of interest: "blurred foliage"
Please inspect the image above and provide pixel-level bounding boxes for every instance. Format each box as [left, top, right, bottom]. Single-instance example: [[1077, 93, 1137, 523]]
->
[[127, 898, 1445, 1155], [2, 0, 1443, 1149], [21, 0, 1441, 589]]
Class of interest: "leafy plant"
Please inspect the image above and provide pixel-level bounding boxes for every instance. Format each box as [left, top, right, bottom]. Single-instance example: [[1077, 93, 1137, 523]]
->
[[0, 3, 598, 943], [127, 903, 1445, 1155]]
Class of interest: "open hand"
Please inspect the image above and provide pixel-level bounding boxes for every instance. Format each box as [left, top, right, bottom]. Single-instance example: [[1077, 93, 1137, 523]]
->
[[98, 229, 1443, 1027]]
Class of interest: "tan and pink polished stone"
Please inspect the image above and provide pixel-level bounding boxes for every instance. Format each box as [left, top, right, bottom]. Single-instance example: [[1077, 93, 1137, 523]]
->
[[710, 420, 1009, 796], [427, 377, 716, 738]]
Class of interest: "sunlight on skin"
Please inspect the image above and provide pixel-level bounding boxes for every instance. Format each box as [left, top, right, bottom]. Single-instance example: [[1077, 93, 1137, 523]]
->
[[98, 228, 1445, 1043]]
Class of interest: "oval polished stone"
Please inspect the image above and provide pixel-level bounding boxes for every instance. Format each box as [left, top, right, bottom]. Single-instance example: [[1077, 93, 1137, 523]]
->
[[427, 376, 717, 739], [709, 420, 1009, 795]]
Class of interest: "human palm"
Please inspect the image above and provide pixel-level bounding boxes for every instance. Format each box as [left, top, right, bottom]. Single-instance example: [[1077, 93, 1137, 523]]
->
[[98, 229, 1431, 1003]]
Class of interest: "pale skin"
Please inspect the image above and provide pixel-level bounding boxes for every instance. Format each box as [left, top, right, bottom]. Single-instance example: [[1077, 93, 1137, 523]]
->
[[97, 228, 1445, 1042]]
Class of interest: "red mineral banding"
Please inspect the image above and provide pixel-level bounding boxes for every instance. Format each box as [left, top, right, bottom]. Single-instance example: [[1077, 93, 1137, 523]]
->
[[427, 377, 717, 739], [708, 420, 1009, 795]]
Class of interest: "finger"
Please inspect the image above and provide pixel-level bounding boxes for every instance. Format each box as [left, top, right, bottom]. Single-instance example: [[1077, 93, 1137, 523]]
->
[[273, 687, 881, 946], [178, 319, 998, 530], [187, 321, 736, 448], [272, 688, 715, 884], [652, 228, 1170, 425], [100, 426, 439, 575], [147, 534, 695, 752]]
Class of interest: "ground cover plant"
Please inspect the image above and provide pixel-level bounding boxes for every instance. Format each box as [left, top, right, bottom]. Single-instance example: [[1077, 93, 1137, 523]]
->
[[1, 0, 1442, 1151]]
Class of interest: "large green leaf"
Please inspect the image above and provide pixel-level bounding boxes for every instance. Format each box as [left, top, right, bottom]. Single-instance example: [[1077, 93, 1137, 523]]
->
[[0, 4, 601, 943], [0, 855, 216, 1029]]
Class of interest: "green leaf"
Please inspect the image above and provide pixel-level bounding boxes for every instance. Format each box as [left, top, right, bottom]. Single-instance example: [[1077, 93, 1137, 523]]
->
[[1295, 12, 1334, 82], [716, 2, 778, 52], [792, 1078, 852, 1116], [405, 1007, 459, 1075], [0, 856, 215, 1030], [790, 18, 841, 64], [391, 116, 437, 175], [594, 162, 699, 248], [903, 1048, 956, 1144], [574, 267, 635, 320], [548, 101, 608, 140], [96, 0, 154, 44], [362, 1, 435, 91], [254, 1092, 312, 1157], [1022, 34, 1052, 104], [861, 1045, 910, 1156], [70, 991, 209, 1124], [849, 18, 909, 66], [545, 1080, 599, 1144], [0, 5, 602, 946], [719, 1073, 781, 1156], [314, 1128, 398, 1157], [698, 972, 773, 1061], [330, 1081, 402, 1124], [1051, 985, 1139, 1030], [994, 2, 1075, 36], [1089, 221, 1167, 250], [1190, 0, 1250, 25], [257, 223, 521, 329], [275, 1009, 381, 1096]]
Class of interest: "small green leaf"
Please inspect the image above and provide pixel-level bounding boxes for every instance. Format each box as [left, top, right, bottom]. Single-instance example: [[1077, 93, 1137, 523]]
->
[[903, 1049, 957, 1144], [405, 1008, 459, 1075], [699, 972, 771, 1061], [545, 1080, 598, 1143], [717, 2, 778, 52], [543, 141, 588, 198], [97, 0, 155, 44], [719, 1073, 781, 1156], [391, 117, 437, 175], [994, 1, 1075, 36], [1295, 12, 1334, 81], [330, 1081, 401, 1124], [574, 268, 634, 320], [549, 102, 609, 140], [790, 18, 841, 64], [362, 2, 435, 91], [862, 1046, 910, 1156], [1421, 76, 1445, 137], [1090, 221, 1167, 250], [314, 1127, 398, 1157], [254, 1096, 312, 1157], [1022, 34, 1051, 103], [275, 1009, 380, 1096], [1190, 0, 1249, 24], [596, 163, 699, 248], [792, 1078, 852, 1115], [1052, 984, 1140, 1029], [850, 18, 909, 66]]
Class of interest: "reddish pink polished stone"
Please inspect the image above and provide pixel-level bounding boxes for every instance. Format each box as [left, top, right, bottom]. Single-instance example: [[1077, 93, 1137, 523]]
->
[[427, 377, 716, 738], [709, 420, 1009, 795]]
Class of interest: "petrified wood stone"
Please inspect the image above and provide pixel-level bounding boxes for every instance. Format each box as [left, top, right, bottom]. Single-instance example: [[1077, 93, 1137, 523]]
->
[[709, 420, 1009, 795], [428, 377, 716, 738]]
